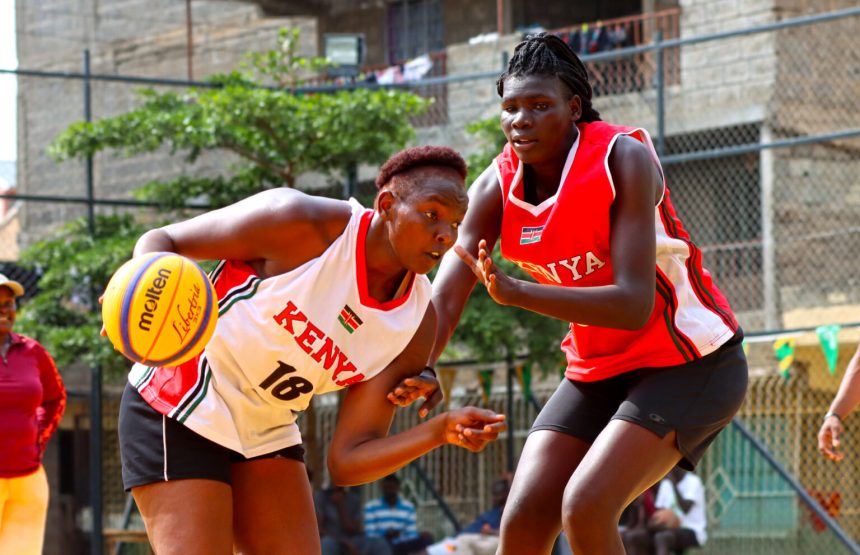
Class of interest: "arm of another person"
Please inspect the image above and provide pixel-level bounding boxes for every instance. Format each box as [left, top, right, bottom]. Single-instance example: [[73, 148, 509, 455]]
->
[[428, 164, 503, 366], [132, 188, 351, 272], [328, 304, 506, 486], [668, 474, 695, 514], [458, 136, 661, 330], [819, 340, 860, 461], [35, 345, 66, 452]]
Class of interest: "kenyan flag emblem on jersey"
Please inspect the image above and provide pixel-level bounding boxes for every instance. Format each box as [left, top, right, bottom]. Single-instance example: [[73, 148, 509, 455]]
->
[[520, 225, 545, 245], [338, 305, 364, 334]]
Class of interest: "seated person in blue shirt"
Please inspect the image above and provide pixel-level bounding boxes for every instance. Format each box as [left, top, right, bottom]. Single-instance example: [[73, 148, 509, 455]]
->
[[364, 474, 433, 555]]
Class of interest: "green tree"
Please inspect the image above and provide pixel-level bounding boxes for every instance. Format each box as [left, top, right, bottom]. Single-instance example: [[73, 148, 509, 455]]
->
[[442, 118, 568, 374], [17, 28, 429, 377], [50, 28, 428, 207]]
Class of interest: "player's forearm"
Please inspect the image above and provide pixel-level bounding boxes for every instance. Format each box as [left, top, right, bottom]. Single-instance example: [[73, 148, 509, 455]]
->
[[829, 351, 860, 417], [428, 258, 477, 364], [328, 415, 447, 486], [505, 280, 654, 330]]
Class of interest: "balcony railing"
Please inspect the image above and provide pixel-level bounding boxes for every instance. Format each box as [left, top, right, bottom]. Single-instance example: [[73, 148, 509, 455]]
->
[[550, 8, 682, 96]]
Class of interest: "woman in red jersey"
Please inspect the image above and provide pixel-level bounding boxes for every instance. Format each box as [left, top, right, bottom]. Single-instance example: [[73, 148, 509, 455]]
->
[[429, 34, 748, 555]]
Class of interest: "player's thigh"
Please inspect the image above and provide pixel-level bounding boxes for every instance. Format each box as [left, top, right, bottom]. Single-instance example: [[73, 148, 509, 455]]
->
[[231, 456, 320, 555], [498, 429, 590, 555], [564, 419, 681, 520], [133, 478, 233, 555]]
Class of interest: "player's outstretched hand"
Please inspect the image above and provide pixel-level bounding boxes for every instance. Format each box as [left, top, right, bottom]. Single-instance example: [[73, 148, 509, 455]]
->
[[443, 407, 506, 452], [387, 370, 443, 418], [818, 414, 844, 461], [454, 241, 518, 306]]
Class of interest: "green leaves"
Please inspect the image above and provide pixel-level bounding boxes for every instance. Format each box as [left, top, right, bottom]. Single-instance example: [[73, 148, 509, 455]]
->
[[48, 29, 429, 197], [16, 215, 145, 374]]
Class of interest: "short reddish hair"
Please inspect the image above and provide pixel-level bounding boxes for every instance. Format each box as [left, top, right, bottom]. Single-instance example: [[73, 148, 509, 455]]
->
[[375, 146, 467, 190]]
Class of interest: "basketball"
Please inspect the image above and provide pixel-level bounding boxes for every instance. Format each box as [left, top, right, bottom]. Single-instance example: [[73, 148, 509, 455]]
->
[[102, 252, 218, 366]]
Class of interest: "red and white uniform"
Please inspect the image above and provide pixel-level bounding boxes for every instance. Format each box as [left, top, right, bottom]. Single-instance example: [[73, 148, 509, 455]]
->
[[128, 200, 432, 457], [496, 121, 737, 382]]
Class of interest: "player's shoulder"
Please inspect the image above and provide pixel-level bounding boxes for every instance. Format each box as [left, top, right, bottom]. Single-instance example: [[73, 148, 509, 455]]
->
[[256, 188, 354, 244]]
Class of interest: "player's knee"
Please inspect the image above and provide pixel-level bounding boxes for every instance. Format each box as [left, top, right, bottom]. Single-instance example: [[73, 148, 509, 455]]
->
[[562, 486, 615, 529]]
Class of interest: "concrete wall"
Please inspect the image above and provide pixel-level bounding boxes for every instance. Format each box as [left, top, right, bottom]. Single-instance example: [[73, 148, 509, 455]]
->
[[16, 0, 314, 247]]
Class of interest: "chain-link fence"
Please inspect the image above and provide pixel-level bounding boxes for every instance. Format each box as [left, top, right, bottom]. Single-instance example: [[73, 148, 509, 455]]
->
[[4, 4, 860, 554]]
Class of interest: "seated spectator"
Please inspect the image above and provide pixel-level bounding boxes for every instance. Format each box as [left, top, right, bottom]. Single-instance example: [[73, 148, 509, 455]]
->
[[426, 477, 509, 555], [315, 483, 393, 555], [620, 483, 657, 534], [364, 474, 433, 555], [622, 467, 707, 555]]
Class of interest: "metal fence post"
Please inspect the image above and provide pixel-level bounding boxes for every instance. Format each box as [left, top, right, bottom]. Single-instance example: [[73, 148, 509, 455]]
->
[[84, 49, 104, 555], [654, 30, 665, 157], [506, 351, 514, 473]]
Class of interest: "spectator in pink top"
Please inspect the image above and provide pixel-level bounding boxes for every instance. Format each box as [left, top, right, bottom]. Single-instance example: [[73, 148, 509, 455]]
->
[[0, 273, 66, 555]]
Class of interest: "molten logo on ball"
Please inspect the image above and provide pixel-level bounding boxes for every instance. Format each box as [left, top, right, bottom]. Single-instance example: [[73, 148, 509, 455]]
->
[[139, 268, 172, 332], [102, 252, 218, 367]]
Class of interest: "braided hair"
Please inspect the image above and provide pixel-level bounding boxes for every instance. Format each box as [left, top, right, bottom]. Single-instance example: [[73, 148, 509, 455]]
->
[[497, 32, 601, 123]]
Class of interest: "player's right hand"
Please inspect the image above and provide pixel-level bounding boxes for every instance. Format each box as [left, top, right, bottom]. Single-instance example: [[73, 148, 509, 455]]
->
[[442, 407, 506, 452], [454, 241, 519, 307], [818, 414, 844, 461]]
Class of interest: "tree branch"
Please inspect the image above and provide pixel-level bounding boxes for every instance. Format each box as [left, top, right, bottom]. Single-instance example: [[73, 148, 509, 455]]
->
[[222, 141, 293, 186]]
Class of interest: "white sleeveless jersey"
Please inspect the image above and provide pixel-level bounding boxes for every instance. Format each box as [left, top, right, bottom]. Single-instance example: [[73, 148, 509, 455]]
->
[[128, 200, 432, 457]]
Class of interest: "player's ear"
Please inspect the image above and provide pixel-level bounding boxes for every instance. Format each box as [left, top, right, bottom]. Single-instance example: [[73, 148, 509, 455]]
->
[[376, 188, 395, 218], [569, 94, 582, 122]]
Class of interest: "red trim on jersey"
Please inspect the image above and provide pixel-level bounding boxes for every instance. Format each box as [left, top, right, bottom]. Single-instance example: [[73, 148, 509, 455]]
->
[[658, 200, 738, 331], [655, 267, 700, 360], [354, 210, 416, 310]]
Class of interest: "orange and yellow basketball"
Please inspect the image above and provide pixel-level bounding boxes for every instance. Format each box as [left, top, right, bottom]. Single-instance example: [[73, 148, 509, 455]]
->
[[102, 252, 218, 366]]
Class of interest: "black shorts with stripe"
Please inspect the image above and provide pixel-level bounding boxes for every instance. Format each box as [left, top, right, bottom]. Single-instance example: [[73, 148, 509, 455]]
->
[[118, 383, 305, 491], [532, 331, 748, 470]]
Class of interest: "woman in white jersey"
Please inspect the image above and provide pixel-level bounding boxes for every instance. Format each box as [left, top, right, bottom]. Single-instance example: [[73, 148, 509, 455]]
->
[[116, 146, 506, 555], [429, 34, 748, 555]]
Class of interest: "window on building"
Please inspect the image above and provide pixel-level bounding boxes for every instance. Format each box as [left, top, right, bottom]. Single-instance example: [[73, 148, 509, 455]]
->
[[386, 0, 443, 64]]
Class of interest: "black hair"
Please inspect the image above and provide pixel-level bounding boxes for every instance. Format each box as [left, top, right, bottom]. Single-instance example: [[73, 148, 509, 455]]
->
[[375, 145, 467, 191], [496, 32, 601, 123], [382, 474, 400, 484]]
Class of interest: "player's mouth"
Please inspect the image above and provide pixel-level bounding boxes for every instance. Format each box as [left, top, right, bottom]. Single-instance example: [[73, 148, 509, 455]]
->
[[512, 136, 538, 151], [427, 251, 442, 261]]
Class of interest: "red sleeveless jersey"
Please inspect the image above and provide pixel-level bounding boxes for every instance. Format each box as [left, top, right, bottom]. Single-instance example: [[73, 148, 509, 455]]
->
[[496, 121, 737, 381]]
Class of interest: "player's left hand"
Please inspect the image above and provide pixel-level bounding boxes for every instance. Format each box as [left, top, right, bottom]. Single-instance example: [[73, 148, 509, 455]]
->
[[454, 241, 519, 306], [387, 369, 443, 418]]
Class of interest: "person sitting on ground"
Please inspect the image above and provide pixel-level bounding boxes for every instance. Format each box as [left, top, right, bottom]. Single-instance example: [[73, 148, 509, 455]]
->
[[623, 466, 706, 555], [364, 474, 433, 555], [316, 483, 393, 555]]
